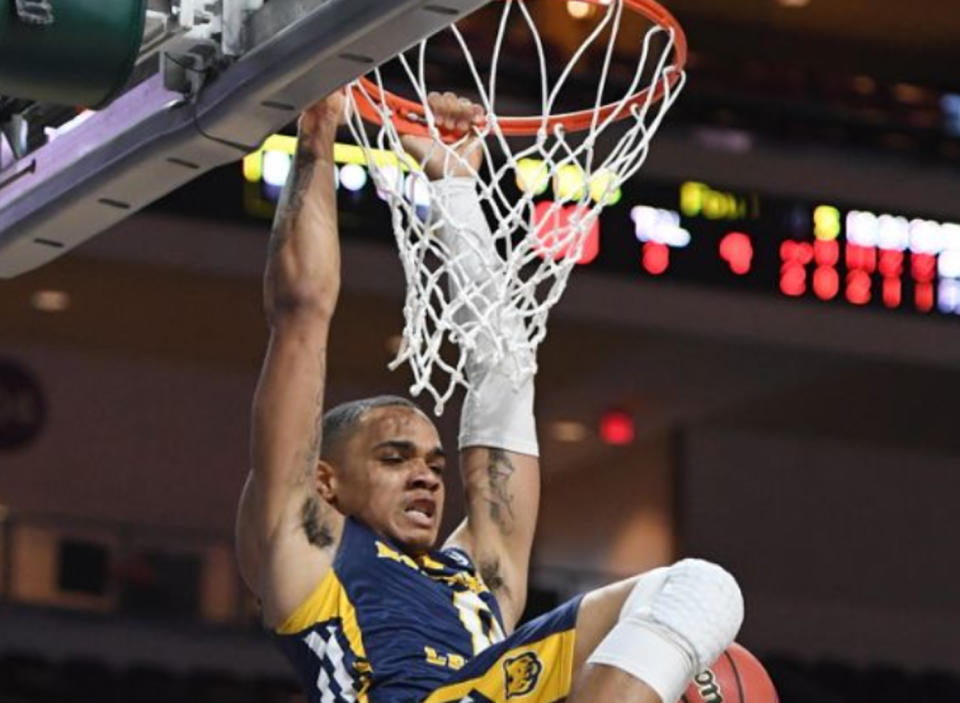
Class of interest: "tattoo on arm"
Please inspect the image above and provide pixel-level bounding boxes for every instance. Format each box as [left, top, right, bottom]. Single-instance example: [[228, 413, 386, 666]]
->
[[297, 366, 332, 549], [485, 449, 516, 532], [301, 495, 333, 548], [267, 133, 318, 261]]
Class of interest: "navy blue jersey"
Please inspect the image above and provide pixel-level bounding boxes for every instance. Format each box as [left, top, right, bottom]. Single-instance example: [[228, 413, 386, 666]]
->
[[271, 517, 506, 703]]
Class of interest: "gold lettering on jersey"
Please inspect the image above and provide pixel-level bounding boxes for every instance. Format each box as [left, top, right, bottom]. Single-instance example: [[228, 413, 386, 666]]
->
[[424, 646, 466, 671], [425, 646, 447, 667], [376, 541, 419, 570], [418, 554, 446, 571]]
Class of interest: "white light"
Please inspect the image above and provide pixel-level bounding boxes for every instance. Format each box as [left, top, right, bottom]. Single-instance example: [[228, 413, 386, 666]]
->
[[31, 289, 70, 313], [262, 150, 291, 188], [938, 279, 960, 314], [909, 219, 945, 255], [339, 163, 368, 192], [566, 1, 593, 19], [375, 164, 402, 201], [938, 251, 960, 279], [846, 210, 877, 247], [404, 173, 432, 208], [877, 214, 909, 251], [943, 223, 960, 252], [630, 206, 691, 247]]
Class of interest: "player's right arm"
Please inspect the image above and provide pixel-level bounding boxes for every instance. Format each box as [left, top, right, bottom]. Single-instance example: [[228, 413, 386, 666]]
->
[[235, 93, 346, 629]]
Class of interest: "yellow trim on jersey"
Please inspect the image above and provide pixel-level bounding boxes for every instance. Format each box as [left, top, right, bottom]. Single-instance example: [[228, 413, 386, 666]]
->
[[418, 554, 446, 571], [376, 540, 419, 570], [338, 575, 367, 658], [423, 629, 576, 703], [273, 570, 368, 658], [275, 570, 341, 635]]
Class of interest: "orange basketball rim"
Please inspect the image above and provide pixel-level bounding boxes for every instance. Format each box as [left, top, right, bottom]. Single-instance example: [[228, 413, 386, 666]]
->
[[352, 0, 688, 137]]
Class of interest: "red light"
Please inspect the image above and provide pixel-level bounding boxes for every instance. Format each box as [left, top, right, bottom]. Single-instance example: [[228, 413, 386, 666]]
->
[[916, 281, 934, 312], [882, 277, 902, 308], [878, 249, 904, 278], [813, 266, 839, 300], [533, 201, 600, 265], [719, 232, 753, 275], [846, 243, 876, 273], [911, 253, 936, 283], [780, 240, 813, 265], [780, 263, 806, 296], [642, 242, 670, 275], [845, 270, 871, 305], [600, 410, 634, 446], [813, 239, 839, 267]]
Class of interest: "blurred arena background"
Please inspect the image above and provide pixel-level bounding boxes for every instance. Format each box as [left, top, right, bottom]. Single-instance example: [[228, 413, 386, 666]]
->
[[2, 0, 960, 701]]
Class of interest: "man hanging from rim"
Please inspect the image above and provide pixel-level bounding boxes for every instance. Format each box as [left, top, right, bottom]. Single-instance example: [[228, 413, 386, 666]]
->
[[235, 88, 743, 703]]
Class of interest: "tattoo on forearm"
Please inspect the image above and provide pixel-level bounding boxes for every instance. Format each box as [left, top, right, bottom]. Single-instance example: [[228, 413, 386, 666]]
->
[[267, 133, 317, 259], [485, 449, 516, 532], [301, 495, 333, 548]]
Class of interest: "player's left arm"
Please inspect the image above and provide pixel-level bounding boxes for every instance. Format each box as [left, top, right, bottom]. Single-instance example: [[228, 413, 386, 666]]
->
[[400, 92, 540, 632], [447, 447, 539, 632]]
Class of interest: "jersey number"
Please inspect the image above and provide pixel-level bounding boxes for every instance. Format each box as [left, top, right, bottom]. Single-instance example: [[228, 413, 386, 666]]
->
[[453, 590, 504, 654]]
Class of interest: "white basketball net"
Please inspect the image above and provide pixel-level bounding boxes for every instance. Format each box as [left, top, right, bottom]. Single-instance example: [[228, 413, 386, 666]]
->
[[344, 0, 685, 414]]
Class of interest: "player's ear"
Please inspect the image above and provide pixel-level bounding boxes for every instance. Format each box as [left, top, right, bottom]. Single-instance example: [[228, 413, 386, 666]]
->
[[315, 459, 338, 503]]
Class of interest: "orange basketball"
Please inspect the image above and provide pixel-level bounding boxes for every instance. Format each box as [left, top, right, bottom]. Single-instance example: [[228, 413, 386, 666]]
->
[[682, 643, 779, 703]]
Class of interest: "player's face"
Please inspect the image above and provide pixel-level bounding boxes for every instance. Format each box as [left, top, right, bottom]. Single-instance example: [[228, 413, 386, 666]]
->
[[340, 406, 446, 552]]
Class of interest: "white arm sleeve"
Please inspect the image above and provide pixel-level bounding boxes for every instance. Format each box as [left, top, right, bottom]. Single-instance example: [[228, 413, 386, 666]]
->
[[432, 177, 539, 457]]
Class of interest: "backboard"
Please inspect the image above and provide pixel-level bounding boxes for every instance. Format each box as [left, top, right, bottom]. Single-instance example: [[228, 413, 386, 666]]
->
[[0, 0, 492, 278]]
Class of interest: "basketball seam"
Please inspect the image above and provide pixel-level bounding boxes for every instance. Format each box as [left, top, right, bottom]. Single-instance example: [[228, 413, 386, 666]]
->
[[724, 649, 746, 703]]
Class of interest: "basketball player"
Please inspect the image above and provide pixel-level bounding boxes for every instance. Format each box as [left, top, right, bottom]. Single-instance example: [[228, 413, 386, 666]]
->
[[235, 89, 743, 703]]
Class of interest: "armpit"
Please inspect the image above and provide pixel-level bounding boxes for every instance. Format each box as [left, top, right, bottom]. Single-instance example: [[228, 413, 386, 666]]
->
[[300, 495, 334, 548]]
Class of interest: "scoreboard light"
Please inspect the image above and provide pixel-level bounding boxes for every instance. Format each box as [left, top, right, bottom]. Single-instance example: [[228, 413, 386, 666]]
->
[[719, 232, 753, 275], [516, 158, 550, 196], [238, 140, 960, 322], [813, 205, 841, 241], [631, 206, 691, 247], [243, 136, 416, 185], [555, 164, 586, 200], [680, 181, 756, 220], [642, 242, 670, 275], [515, 158, 622, 205], [532, 201, 600, 265]]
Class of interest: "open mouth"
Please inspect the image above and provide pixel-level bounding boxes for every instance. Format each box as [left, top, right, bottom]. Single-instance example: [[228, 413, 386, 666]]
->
[[404, 498, 435, 525]]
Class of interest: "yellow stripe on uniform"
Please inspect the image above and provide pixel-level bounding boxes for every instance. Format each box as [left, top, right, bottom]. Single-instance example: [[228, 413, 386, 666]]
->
[[424, 630, 576, 703], [275, 570, 342, 635]]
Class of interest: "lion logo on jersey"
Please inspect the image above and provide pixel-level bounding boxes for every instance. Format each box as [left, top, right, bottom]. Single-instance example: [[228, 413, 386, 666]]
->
[[503, 651, 543, 698]]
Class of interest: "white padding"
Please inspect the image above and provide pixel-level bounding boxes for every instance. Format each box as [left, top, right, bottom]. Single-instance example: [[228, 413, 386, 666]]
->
[[649, 559, 744, 672], [434, 177, 539, 456], [587, 560, 744, 703]]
